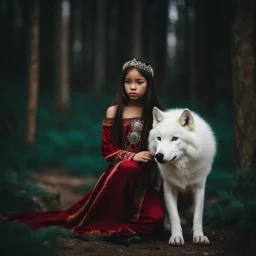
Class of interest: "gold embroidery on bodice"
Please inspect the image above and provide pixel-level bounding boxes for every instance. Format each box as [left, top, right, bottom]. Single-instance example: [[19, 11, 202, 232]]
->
[[123, 118, 143, 153], [103, 117, 143, 153]]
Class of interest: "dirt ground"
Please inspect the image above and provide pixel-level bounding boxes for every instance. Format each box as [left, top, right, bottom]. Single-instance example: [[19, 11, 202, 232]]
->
[[30, 170, 256, 256], [56, 228, 254, 256]]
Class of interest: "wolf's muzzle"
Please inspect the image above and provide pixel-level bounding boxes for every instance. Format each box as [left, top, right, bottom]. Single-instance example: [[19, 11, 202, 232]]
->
[[155, 153, 164, 163]]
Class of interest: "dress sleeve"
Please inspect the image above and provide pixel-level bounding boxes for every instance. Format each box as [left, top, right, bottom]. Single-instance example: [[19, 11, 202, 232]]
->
[[101, 118, 136, 165]]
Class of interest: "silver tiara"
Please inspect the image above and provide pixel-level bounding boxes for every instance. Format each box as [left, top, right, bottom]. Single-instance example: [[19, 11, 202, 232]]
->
[[122, 59, 154, 77]]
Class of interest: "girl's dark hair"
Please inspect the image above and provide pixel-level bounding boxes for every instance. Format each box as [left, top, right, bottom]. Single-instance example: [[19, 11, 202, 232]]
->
[[111, 59, 163, 151]]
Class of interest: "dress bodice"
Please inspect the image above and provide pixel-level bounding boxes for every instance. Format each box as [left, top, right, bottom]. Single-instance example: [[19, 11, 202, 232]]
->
[[122, 118, 143, 153], [103, 117, 143, 153]]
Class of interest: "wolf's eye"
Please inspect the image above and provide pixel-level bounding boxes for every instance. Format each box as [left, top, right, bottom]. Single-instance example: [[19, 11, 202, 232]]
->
[[172, 136, 179, 141], [157, 136, 161, 141]]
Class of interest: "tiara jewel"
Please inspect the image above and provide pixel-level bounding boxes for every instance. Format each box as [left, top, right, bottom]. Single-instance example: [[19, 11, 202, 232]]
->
[[122, 59, 154, 77]]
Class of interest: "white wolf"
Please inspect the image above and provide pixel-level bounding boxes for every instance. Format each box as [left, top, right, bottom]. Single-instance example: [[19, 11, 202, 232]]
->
[[148, 107, 216, 246]]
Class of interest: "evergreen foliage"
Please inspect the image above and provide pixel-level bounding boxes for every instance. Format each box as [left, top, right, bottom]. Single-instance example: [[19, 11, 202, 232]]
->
[[204, 169, 256, 234], [0, 169, 44, 214], [0, 221, 57, 256], [0, 168, 61, 256]]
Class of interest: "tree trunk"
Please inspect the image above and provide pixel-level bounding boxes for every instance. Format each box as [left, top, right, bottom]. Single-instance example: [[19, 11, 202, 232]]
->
[[71, 0, 83, 91], [117, 0, 132, 68], [154, 0, 168, 93], [198, 0, 217, 117], [26, 0, 39, 147], [106, 0, 119, 86], [175, 0, 187, 99], [185, 0, 197, 101], [83, 0, 95, 90], [40, 1, 55, 90], [59, 0, 71, 110], [195, 0, 206, 103], [232, 0, 256, 172], [132, 0, 144, 58], [54, 0, 71, 113], [144, 0, 155, 61], [93, 0, 107, 98]]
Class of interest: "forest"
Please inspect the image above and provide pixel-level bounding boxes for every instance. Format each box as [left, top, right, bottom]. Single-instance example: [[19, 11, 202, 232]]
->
[[0, 0, 255, 255]]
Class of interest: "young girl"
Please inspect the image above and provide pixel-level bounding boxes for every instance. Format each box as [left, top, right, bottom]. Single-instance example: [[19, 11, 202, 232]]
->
[[0, 59, 164, 245]]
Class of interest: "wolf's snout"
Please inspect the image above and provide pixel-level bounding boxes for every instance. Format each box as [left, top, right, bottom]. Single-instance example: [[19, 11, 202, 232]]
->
[[155, 153, 164, 163]]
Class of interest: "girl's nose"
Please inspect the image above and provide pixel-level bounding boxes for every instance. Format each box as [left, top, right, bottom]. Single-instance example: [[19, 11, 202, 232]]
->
[[131, 83, 136, 90]]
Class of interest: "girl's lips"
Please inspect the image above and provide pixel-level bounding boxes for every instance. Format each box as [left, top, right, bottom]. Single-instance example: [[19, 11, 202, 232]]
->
[[129, 93, 138, 96]]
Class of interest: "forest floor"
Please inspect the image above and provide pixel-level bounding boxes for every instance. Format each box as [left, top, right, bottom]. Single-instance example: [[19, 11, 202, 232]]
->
[[30, 170, 256, 256]]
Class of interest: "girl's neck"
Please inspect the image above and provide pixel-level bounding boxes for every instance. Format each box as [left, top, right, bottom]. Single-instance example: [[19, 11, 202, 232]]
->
[[123, 101, 144, 118], [127, 99, 143, 107]]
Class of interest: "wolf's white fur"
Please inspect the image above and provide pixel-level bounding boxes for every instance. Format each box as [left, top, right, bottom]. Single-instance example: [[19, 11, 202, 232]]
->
[[148, 107, 216, 246]]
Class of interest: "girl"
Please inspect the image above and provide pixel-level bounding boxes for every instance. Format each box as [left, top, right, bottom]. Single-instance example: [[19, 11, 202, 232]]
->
[[0, 59, 165, 245]]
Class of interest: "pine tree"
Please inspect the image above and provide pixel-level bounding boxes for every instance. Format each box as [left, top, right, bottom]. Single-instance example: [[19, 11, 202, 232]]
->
[[26, 0, 40, 147], [232, 0, 256, 172]]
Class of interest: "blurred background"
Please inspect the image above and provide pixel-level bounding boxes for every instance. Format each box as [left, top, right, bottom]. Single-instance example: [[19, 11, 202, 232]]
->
[[0, 0, 234, 175], [0, 0, 255, 255]]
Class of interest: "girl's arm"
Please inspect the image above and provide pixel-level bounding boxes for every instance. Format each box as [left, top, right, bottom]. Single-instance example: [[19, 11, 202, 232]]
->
[[101, 120, 136, 165]]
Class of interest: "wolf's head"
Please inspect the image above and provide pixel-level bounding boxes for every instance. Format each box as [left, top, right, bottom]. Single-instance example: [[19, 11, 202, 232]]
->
[[149, 107, 198, 165]]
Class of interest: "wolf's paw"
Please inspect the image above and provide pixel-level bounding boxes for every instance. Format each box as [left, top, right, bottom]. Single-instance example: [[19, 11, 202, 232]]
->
[[168, 236, 185, 246], [193, 235, 210, 245]]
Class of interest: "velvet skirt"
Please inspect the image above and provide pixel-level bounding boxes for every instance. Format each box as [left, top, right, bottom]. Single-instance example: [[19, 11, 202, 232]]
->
[[1, 161, 164, 237]]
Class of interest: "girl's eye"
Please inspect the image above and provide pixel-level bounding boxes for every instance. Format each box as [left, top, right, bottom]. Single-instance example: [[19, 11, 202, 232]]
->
[[125, 81, 130, 84], [172, 137, 179, 141], [157, 136, 161, 141], [138, 82, 143, 85]]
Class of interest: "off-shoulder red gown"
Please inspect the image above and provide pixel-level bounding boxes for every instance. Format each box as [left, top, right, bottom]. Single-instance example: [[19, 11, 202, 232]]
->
[[1, 117, 164, 237]]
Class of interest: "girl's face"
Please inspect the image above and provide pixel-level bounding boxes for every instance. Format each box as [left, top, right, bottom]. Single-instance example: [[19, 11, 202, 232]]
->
[[124, 68, 147, 102]]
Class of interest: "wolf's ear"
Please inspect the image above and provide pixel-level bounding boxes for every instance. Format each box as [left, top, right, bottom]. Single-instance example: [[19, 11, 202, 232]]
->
[[153, 107, 165, 128], [179, 109, 194, 130]]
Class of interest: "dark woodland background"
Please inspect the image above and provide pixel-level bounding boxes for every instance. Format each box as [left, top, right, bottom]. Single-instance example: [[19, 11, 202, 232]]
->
[[0, 0, 255, 255]]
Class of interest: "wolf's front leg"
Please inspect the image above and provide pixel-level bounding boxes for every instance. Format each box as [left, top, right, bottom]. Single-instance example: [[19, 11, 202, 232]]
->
[[192, 181, 210, 245], [163, 181, 184, 246]]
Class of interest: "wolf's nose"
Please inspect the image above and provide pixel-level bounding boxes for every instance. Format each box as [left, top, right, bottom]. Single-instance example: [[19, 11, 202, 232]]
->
[[155, 153, 164, 162]]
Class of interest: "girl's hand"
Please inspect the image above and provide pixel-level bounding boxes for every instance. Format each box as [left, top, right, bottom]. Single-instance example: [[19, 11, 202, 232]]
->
[[133, 151, 153, 163]]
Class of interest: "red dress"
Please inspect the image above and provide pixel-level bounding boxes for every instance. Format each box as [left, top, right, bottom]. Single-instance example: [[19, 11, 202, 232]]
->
[[0, 117, 164, 237]]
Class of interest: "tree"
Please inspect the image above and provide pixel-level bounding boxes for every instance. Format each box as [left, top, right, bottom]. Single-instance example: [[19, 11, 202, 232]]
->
[[117, 0, 132, 69], [146, 0, 168, 94], [71, 0, 83, 90], [154, 0, 168, 93], [185, 0, 197, 101], [232, 0, 256, 172], [54, 0, 71, 112], [132, 0, 144, 58], [26, 0, 40, 147], [93, 0, 107, 98], [82, 0, 95, 90]]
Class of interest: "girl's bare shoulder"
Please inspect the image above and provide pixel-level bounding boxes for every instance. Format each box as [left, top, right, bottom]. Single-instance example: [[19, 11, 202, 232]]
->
[[106, 105, 117, 118]]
